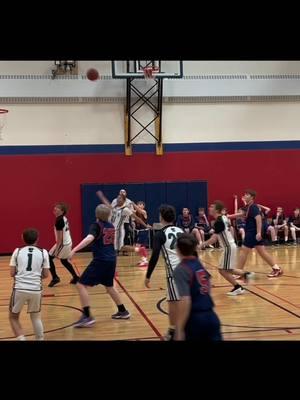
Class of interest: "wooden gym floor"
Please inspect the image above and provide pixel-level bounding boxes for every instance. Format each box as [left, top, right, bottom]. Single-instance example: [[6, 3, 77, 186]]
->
[[1, 245, 300, 341]]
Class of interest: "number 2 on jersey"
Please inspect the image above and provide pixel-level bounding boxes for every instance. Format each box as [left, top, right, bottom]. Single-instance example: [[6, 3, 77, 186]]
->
[[168, 232, 181, 250]]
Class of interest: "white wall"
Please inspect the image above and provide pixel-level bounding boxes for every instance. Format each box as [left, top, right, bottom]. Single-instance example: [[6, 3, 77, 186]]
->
[[0, 61, 112, 75], [0, 104, 124, 145], [1, 102, 300, 145], [1, 61, 300, 76]]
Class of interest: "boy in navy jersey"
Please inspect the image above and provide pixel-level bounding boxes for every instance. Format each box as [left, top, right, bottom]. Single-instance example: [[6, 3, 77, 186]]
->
[[69, 204, 130, 327], [177, 207, 202, 244], [173, 234, 222, 341], [258, 204, 276, 245], [229, 190, 283, 278], [273, 206, 289, 244], [289, 208, 300, 245]]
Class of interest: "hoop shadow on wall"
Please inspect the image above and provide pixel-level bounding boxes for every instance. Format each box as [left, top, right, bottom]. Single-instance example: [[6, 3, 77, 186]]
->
[[81, 181, 208, 237]]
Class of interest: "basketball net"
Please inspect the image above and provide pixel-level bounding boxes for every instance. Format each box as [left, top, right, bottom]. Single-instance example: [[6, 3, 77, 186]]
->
[[143, 66, 159, 80], [0, 109, 8, 141]]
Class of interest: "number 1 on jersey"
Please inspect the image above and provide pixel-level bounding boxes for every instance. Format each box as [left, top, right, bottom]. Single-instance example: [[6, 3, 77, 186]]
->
[[27, 253, 33, 271]]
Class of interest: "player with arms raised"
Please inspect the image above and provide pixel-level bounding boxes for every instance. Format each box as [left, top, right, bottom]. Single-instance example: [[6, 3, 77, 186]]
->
[[70, 204, 130, 327]]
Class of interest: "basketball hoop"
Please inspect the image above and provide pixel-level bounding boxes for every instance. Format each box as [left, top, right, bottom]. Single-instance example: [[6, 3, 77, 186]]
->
[[143, 66, 159, 80], [0, 109, 8, 140]]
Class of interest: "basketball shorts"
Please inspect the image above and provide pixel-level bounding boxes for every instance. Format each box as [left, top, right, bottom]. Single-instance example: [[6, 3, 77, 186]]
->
[[244, 233, 264, 249], [185, 310, 222, 341], [49, 243, 72, 259], [197, 225, 211, 234], [166, 274, 180, 301], [79, 260, 116, 287], [10, 289, 42, 314], [115, 228, 126, 251], [218, 245, 237, 270], [237, 224, 246, 230]]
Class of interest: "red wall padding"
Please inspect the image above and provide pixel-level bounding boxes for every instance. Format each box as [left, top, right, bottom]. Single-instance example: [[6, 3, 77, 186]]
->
[[1, 149, 299, 253]]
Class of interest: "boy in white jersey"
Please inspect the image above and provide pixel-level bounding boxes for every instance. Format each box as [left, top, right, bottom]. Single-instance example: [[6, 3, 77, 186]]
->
[[145, 204, 183, 340], [97, 191, 150, 267], [201, 201, 253, 296], [9, 228, 50, 341], [48, 203, 80, 287]]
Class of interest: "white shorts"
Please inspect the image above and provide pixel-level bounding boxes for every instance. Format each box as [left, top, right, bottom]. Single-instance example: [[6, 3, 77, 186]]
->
[[166, 276, 180, 301], [219, 246, 237, 270], [49, 243, 72, 259], [115, 228, 125, 251], [10, 290, 42, 314]]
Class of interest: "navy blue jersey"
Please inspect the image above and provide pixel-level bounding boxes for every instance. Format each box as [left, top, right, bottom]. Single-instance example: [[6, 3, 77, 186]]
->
[[177, 215, 194, 231], [289, 214, 300, 227], [236, 218, 246, 229], [272, 213, 286, 225], [173, 257, 214, 313], [195, 215, 210, 229], [260, 210, 268, 220], [89, 221, 116, 262], [245, 203, 260, 233]]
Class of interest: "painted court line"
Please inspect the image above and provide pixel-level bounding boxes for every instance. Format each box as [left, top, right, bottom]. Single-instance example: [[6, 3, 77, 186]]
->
[[115, 277, 164, 340]]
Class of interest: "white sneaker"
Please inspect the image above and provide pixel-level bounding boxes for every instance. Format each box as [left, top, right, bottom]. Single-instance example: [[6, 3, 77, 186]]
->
[[138, 260, 148, 268], [227, 287, 245, 296]]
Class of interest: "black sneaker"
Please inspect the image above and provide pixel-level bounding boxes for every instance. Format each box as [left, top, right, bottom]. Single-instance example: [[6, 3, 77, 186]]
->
[[227, 286, 245, 296], [111, 310, 131, 319], [48, 277, 60, 287], [164, 328, 176, 341], [70, 276, 80, 284]]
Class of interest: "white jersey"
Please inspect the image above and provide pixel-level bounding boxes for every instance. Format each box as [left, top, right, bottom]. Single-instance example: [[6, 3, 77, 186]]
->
[[54, 215, 72, 246], [10, 246, 50, 291], [111, 206, 133, 249], [222, 215, 231, 231], [111, 198, 134, 223], [161, 225, 184, 272], [111, 206, 133, 230], [215, 217, 236, 249]]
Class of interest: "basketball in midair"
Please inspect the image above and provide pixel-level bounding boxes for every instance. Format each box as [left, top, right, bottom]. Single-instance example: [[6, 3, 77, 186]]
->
[[86, 68, 99, 81]]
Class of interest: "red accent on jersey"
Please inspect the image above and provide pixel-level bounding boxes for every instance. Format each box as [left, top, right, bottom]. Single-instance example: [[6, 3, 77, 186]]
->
[[103, 228, 115, 245]]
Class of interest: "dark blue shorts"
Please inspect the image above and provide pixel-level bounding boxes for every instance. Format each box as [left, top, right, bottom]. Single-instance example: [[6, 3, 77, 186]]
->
[[262, 222, 269, 233], [244, 233, 264, 249], [197, 225, 210, 233], [79, 259, 116, 287], [185, 311, 222, 341], [237, 224, 246, 230]]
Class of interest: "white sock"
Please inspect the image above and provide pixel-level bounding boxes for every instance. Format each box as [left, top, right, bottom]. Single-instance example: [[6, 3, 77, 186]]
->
[[285, 237, 288, 242], [272, 264, 280, 270], [275, 237, 278, 241], [141, 257, 147, 262], [17, 335, 26, 341], [30, 313, 44, 341]]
